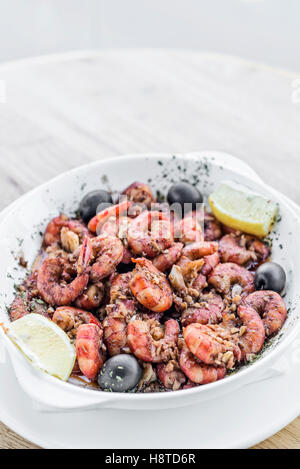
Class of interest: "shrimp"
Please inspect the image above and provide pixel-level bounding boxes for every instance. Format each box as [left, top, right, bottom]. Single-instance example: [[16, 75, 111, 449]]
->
[[43, 214, 69, 246], [243, 291, 287, 336], [219, 234, 270, 266], [121, 181, 156, 209], [97, 216, 132, 267], [179, 346, 226, 385], [121, 246, 134, 265], [52, 306, 101, 339], [75, 283, 105, 310], [10, 296, 30, 322], [10, 295, 50, 321], [191, 210, 222, 241], [109, 271, 133, 302], [201, 252, 220, 276], [88, 200, 131, 234], [76, 323, 105, 380], [182, 241, 218, 260], [104, 314, 130, 356], [171, 241, 217, 295], [127, 318, 179, 363], [208, 262, 255, 296], [203, 212, 223, 241], [153, 242, 183, 272], [98, 217, 119, 237], [129, 258, 173, 312], [80, 234, 124, 282], [183, 380, 198, 389], [169, 252, 211, 303], [43, 214, 90, 250], [9, 272, 50, 321], [191, 273, 207, 293], [237, 305, 265, 360], [181, 292, 225, 326], [183, 323, 241, 368], [174, 217, 204, 244], [99, 215, 131, 240], [127, 211, 173, 258], [37, 257, 89, 306], [157, 360, 186, 390], [104, 273, 136, 356]]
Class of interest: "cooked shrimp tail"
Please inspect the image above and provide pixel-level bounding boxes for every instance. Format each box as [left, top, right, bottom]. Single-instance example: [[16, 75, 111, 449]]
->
[[77, 236, 92, 275], [88, 200, 131, 233], [76, 323, 105, 380], [37, 258, 89, 306], [129, 257, 173, 312], [179, 346, 226, 385], [243, 291, 287, 337]]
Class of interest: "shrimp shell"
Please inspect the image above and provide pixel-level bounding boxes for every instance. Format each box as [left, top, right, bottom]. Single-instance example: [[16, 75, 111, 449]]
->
[[243, 290, 287, 336], [183, 323, 240, 367], [76, 323, 105, 380], [179, 346, 226, 385], [181, 292, 224, 326], [237, 304, 265, 360], [208, 262, 254, 296], [127, 319, 179, 363], [130, 258, 173, 313], [37, 257, 89, 306]]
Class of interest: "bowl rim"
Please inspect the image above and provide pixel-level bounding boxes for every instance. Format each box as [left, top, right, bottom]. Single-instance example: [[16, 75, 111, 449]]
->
[[2, 151, 300, 402]]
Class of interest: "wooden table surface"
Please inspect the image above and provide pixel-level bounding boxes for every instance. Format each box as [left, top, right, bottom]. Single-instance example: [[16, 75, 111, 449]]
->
[[0, 50, 299, 449]]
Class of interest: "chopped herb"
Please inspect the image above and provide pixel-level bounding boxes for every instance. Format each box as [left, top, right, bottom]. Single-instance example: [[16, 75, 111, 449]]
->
[[36, 299, 45, 305]]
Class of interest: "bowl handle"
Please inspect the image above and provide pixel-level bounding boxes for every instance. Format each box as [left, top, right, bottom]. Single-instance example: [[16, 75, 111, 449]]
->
[[240, 354, 290, 389], [242, 367, 285, 387], [1, 330, 122, 413]]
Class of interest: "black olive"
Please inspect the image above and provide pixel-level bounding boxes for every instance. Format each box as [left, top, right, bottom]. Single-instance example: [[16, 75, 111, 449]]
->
[[98, 354, 142, 392], [167, 182, 203, 210], [79, 190, 113, 223], [254, 262, 286, 293]]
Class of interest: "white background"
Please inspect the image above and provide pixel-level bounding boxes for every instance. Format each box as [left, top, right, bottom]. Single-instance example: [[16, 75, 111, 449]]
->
[[0, 0, 299, 71]]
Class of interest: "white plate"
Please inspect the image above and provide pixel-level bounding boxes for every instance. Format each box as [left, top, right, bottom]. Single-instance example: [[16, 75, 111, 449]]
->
[[0, 153, 299, 448], [0, 340, 299, 449]]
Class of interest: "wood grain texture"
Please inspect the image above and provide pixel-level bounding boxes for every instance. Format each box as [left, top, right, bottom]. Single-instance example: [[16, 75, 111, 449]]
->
[[0, 50, 299, 449], [0, 423, 39, 450]]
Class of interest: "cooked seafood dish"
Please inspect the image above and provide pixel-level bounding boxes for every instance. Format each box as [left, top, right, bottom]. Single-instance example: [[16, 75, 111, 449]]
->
[[7, 180, 287, 393]]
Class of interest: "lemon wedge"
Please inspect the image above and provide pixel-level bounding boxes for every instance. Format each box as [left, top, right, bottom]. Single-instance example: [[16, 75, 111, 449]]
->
[[209, 180, 278, 238], [7, 313, 76, 381]]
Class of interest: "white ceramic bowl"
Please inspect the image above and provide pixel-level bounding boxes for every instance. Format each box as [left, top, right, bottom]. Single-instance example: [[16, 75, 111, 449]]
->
[[1, 152, 300, 412]]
